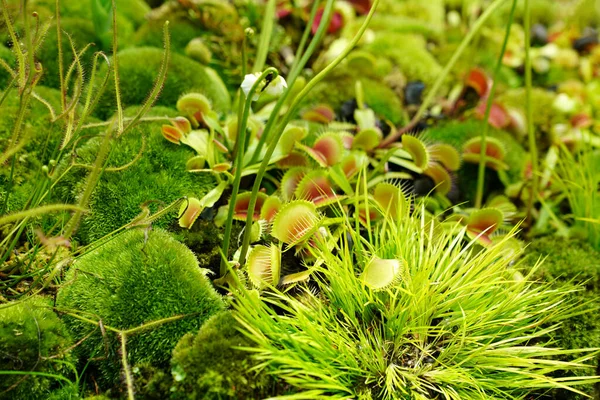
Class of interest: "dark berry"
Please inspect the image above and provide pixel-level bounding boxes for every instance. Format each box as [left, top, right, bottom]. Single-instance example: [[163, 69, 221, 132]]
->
[[413, 175, 436, 196], [573, 31, 598, 53], [376, 119, 391, 136], [339, 98, 359, 123], [531, 24, 548, 47], [404, 81, 426, 105]]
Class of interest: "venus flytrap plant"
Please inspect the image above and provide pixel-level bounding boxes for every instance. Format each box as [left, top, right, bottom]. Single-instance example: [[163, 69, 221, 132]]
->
[[233, 187, 600, 399], [237, 0, 381, 268]]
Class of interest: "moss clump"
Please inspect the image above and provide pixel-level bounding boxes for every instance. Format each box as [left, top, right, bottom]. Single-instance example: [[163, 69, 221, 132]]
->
[[498, 87, 557, 138], [366, 33, 443, 89], [423, 120, 527, 202], [56, 228, 225, 387], [54, 106, 215, 244], [523, 237, 600, 399], [169, 311, 281, 399], [93, 47, 230, 120], [133, 17, 201, 55], [0, 296, 75, 400], [303, 69, 404, 124], [524, 237, 600, 291]]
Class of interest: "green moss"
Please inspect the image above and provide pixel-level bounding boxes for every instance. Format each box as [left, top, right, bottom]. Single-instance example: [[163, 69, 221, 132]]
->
[[0, 296, 74, 400], [498, 87, 557, 138], [366, 33, 443, 89], [93, 47, 230, 120], [133, 17, 201, 55], [28, 0, 137, 44], [524, 237, 600, 291], [303, 69, 404, 124], [423, 120, 527, 202], [46, 383, 81, 400], [56, 228, 225, 387], [169, 311, 281, 400], [53, 106, 215, 243], [523, 237, 600, 399]]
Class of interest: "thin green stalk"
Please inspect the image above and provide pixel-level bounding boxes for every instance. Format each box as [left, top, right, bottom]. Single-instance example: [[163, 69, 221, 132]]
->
[[474, 0, 517, 208], [111, 0, 123, 134], [524, 0, 539, 223], [249, 0, 335, 165], [288, 0, 322, 79], [252, 0, 276, 73], [63, 127, 113, 238], [379, 0, 508, 147], [239, 0, 381, 266], [119, 333, 135, 400], [55, 0, 66, 109], [231, 30, 250, 162], [220, 68, 279, 276]]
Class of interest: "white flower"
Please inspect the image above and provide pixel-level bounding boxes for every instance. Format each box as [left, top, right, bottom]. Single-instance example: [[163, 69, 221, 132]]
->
[[265, 75, 288, 97], [241, 73, 262, 101], [241, 72, 287, 101]]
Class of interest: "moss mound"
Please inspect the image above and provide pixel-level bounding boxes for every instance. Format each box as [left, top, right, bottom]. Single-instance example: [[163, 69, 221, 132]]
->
[[54, 106, 215, 244], [424, 119, 528, 203], [0, 296, 74, 400], [304, 70, 403, 124], [93, 47, 230, 120], [523, 237, 600, 399], [170, 311, 280, 399], [366, 33, 443, 88], [56, 228, 225, 386], [133, 17, 200, 55]]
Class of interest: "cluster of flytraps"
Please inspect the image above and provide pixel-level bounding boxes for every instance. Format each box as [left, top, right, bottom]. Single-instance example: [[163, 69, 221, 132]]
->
[[160, 75, 512, 290]]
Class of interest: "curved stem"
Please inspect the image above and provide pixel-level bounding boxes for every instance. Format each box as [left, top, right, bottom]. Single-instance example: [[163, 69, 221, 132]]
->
[[238, 0, 381, 266], [474, 0, 517, 208], [220, 68, 279, 276], [249, 0, 335, 165], [380, 0, 508, 147], [524, 0, 539, 223], [252, 0, 277, 73]]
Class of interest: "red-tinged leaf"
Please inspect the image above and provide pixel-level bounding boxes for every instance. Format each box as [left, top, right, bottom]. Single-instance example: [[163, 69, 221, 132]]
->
[[233, 192, 268, 221], [312, 134, 344, 166], [402, 135, 429, 170], [373, 182, 406, 219], [476, 101, 510, 129], [466, 208, 503, 236], [277, 152, 310, 168], [466, 68, 489, 97], [161, 125, 182, 144], [353, 128, 382, 151], [172, 116, 192, 134], [272, 200, 320, 246], [178, 197, 203, 229], [424, 163, 452, 195], [247, 244, 281, 289], [260, 196, 282, 223], [312, 8, 344, 35], [213, 139, 229, 153], [295, 170, 336, 205], [302, 104, 336, 123], [281, 168, 308, 201], [429, 144, 461, 171]]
